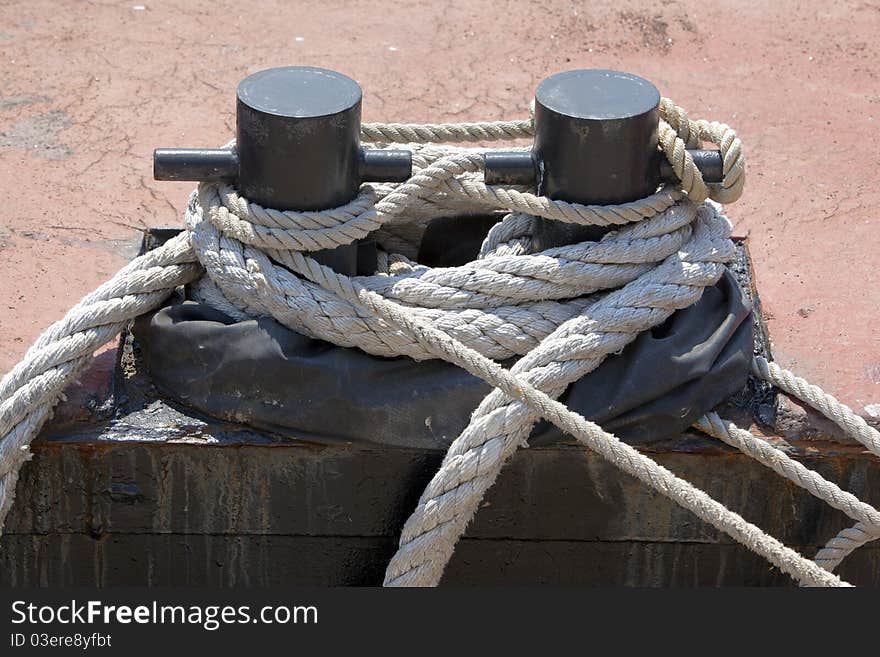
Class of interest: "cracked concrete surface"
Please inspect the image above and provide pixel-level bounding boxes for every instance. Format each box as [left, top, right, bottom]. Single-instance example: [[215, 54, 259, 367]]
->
[[0, 0, 877, 417]]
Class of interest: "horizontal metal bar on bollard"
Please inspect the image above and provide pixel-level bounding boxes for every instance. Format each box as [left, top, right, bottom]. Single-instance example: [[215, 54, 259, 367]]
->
[[153, 148, 723, 185], [153, 147, 413, 184], [153, 148, 239, 182], [483, 148, 723, 186], [156, 144, 722, 188]]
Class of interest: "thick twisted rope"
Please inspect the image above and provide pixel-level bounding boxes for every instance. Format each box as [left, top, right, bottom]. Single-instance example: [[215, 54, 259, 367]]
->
[[0, 100, 874, 587], [0, 233, 201, 522], [814, 523, 878, 572], [702, 356, 880, 576], [752, 356, 880, 458]]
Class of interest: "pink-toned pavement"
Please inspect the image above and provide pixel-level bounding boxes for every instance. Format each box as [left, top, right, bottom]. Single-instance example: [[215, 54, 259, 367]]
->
[[0, 1, 877, 417]]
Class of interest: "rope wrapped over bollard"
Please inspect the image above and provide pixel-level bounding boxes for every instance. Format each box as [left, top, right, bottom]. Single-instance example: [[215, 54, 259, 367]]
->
[[0, 102, 876, 588]]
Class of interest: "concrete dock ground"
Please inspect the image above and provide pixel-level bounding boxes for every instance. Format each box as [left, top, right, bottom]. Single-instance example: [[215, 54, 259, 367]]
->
[[0, 0, 877, 419]]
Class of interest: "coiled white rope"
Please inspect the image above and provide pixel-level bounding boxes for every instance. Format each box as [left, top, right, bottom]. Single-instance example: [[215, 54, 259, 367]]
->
[[0, 100, 875, 588]]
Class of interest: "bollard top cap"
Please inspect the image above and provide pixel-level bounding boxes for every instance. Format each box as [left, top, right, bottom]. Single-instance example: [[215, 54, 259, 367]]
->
[[237, 66, 362, 119], [536, 69, 660, 121]]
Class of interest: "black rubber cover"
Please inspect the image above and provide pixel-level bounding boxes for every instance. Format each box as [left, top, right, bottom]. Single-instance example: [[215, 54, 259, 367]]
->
[[132, 269, 752, 448]]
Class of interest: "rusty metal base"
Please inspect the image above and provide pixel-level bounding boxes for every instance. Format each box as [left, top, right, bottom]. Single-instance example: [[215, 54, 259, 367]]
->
[[3, 428, 880, 586], [2, 236, 878, 587]]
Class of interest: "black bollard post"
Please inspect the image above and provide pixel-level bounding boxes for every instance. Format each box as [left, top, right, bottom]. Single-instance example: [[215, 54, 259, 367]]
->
[[531, 69, 661, 248], [483, 69, 722, 250], [236, 67, 362, 212], [154, 66, 413, 275], [236, 67, 362, 274]]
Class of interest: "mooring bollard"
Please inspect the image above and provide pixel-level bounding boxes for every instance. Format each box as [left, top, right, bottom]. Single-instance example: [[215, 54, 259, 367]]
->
[[153, 66, 412, 275], [484, 69, 723, 247], [154, 67, 723, 265]]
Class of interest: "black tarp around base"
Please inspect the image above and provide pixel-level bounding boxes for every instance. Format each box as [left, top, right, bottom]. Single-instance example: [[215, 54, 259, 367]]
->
[[133, 269, 752, 449]]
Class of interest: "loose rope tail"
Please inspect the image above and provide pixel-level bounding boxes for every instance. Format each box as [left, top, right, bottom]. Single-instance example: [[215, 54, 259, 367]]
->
[[0, 100, 874, 587], [300, 253, 844, 588], [694, 357, 880, 578], [0, 233, 201, 532], [751, 356, 880, 457]]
